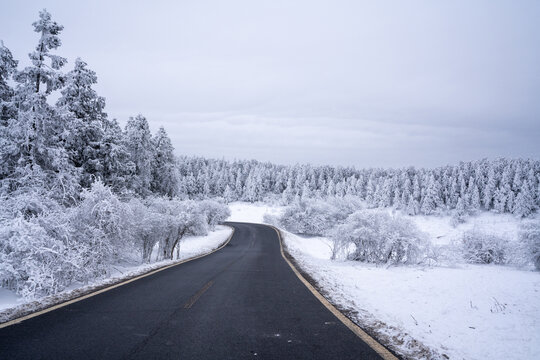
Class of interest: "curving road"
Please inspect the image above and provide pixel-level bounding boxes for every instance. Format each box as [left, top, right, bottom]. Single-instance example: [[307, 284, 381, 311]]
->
[[0, 222, 384, 359]]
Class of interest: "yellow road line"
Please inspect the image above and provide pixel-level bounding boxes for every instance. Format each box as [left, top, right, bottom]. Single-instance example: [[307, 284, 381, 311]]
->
[[0, 227, 235, 329], [271, 226, 398, 360], [183, 280, 214, 309]]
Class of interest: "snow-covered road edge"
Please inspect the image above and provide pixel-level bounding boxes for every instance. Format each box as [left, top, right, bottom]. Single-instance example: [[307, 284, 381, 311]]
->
[[0, 226, 234, 326]]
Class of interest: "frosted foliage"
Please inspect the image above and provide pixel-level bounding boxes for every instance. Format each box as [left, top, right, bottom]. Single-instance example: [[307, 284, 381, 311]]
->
[[16, 9, 66, 95], [279, 197, 360, 236], [0, 41, 17, 125], [330, 210, 428, 265], [124, 115, 153, 197], [151, 127, 178, 197], [0, 180, 230, 299], [1, 10, 81, 205], [70, 181, 131, 259], [57, 58, 104, 120], [56, 58, 108, 188], [0, 216, 67, 298], [519, 220, 540, 270], [198, 200, 231, 231], [462, 229, 508, 264]]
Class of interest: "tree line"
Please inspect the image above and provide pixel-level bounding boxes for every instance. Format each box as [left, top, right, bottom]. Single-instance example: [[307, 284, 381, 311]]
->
[[178, 156, 539, 218]]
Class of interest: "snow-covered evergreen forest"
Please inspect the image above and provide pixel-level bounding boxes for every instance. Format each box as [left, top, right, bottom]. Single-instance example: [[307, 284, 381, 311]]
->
[[1, 10, 539, 299], [178, 156, 539, 219]]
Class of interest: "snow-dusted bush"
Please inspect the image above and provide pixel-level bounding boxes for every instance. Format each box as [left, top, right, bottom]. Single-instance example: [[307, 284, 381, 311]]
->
[[181, 201, 210, 237], [141, 198, 228, 261], [518, 220, 540, 270], [128, 198, 166, 263], [0, 173, 62, 220], [197, 199, 231, 230], [279, 197, 360, 235], [330, 210, 429, 265], [0, 216, 70, 298], [0, 181, 135, 299], [462, 229, 508, 265], [0, 180, 232, 298], [69, 181, 132, 260]]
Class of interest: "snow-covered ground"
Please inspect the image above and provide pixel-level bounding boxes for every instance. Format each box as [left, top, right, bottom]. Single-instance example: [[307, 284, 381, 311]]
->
[[227, 201, 285, 223], [284, 231, 540, 360], [407, 212, 521, 246], [228, 202, 540, 360], [0, 226, 233, 318]]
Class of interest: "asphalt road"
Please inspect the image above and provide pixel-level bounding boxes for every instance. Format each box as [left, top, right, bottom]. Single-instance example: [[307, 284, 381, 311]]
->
[[0, 222, 383, 359]]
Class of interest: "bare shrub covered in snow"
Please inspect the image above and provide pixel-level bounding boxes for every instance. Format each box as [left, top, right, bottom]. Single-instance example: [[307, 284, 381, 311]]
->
[[518, 220, 540, 270], [0, 216, 71, 298], [128, 198, 166, 263], [129, 198, 229, 262], [461, 229, 508, 264], [0, 181, 230, 299], [279, 197, 361, 235], [330, 210, 429, 265], [197, 199, 231, 231]]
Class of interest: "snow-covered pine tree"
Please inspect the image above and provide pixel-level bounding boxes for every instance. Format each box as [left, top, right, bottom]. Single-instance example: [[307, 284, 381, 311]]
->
[[451, 196, 467, 226], [223, 184, 234, 203], [326, 179, 336, 197], [301, 180, 312, 199], [483, 166, 497, 210], [151, 127, 178, 198], [57, 58, 106, 188], [6, 9, 79, 205], [124, 114, 154, 197], [0, 41, 18, 127], [470, 184, 481, 214], [513, 180, 535, 218], [281, 178, 295, 204], [99, 118, 132, 193], [0, 42, 18, 181], [420, 173, 442, 215]]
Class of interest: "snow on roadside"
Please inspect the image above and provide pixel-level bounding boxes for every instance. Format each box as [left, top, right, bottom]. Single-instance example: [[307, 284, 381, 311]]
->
[[224, 202, 540, 359], [227, 201, 284, 223], [283, 230, 540, 360], [0, 226, 233, 322]]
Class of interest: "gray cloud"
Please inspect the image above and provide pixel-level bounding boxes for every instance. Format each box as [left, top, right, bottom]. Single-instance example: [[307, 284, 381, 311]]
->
[[1, 0, 539, 168]]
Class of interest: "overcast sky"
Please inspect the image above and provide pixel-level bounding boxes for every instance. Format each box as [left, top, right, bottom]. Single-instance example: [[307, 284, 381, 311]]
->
[[1, 0, 539, 168]]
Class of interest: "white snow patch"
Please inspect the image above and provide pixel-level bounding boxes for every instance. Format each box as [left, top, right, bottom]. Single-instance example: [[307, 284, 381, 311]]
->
[[227, 201, 284, 223], [408, 212, 521, 246], [0, 287, 23, 310]]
